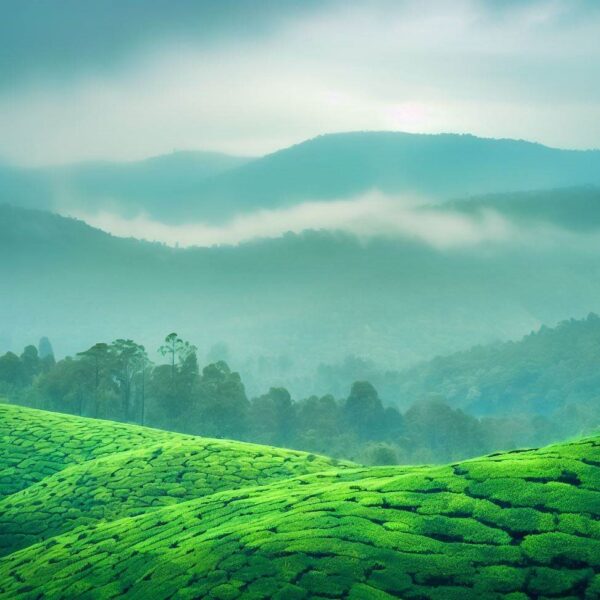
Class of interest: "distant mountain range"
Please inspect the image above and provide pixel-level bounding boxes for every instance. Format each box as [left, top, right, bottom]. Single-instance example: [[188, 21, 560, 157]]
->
[[2, 132, 600, 223], [0, 150, 249, 219], [2, 202, 600, 396]]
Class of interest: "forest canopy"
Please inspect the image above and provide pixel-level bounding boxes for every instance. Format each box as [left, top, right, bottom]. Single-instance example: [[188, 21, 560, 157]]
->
[[3, 315, 599, 465]]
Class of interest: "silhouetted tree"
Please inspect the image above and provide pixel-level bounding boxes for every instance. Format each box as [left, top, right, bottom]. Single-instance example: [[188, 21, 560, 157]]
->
[[196, 362, 249, 439], [77, 343, 110, 417], [0, 352, 23, 388], [20, 345, 41, 385], [344, 381, 386, 440], [111, 339, 147, 421], [159, 333, 196, 381], [38, 337, 56, 371], [250, 387, 295, 446]]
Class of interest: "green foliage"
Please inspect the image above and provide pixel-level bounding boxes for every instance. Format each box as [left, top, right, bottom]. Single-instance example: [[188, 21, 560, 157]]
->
[[391, 313, 600, 418], [0, 404, 347, 558], [0, 404, 598, 599], [0, 403, 179, 496], [4, 330, 587, 465], [2, 336, 412, 463], [318, 313, 600, 455]]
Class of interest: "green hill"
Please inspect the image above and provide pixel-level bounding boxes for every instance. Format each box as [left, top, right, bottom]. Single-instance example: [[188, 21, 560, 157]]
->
[[450, 186, 600, 233], [0, 403, 181, 496], [0, 404, 598, 599], [181, 132, 600, 223], [0, 404, 347, 557]]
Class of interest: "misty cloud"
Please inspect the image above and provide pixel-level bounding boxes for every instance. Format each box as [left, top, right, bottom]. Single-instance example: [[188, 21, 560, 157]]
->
[[69, 192, 516, 249]]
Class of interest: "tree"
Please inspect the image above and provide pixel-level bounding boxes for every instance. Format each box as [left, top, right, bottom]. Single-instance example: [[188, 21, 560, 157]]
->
[[77, 343, 110, 417], [20, 345, 41, 385], [137, 352, 152, 426], [159, 333, 196, 381], [383, 406, 404, 439], [404, 400, 485, 462], [0, 352, 24, 389], [36, 357, 88, 415], [151, 334, 199, 426], [38, 337, 56, 372], [110, 339, 148, 421], [196, 362, 249, 439], [250, 387, 295, 446], [362, 442, 399, 465], [344, 381, 386, 440]]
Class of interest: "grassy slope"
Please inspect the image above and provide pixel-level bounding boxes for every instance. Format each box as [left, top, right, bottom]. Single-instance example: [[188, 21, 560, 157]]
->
[[0, 403, 185, 496], [0, 404, 349, 556], [0, 407, 598, 598]]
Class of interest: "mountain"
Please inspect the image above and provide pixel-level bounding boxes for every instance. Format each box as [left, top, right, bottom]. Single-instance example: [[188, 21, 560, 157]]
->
[[0, 404, 598, 599], [3, 203, 600, 397], [2, 132, 600, 223], [181, 132, 600, 223], [0, 150, 249, 217]]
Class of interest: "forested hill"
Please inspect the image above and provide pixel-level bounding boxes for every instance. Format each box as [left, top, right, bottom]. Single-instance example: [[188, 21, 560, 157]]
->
[[3, 132, 600, 222], [3, 203, 600, 389], [184, 132, 600, 222], [389, 313, 600, 417], [450, 186, 600, 232]]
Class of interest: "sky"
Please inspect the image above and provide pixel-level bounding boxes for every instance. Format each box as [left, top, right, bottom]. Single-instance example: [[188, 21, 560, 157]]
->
[[0, 0, 599, 167]]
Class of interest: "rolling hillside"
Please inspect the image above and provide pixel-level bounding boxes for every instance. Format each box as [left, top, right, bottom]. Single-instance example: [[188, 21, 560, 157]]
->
[[451, 187, 600, 233], [0, 404, 598, 598], [2, 132, 600, 223], [0, 403, 348, 557], [395, 313, 600, 417]]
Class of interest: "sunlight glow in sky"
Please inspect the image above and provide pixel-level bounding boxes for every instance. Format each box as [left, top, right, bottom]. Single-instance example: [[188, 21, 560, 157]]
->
[[0, 0, 599, 166]]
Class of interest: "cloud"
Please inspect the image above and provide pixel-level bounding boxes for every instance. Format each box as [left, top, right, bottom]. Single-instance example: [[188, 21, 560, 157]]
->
[[0, 1, 326, 88], [68, 192, 514, 249], [1, 0, 599, 166]]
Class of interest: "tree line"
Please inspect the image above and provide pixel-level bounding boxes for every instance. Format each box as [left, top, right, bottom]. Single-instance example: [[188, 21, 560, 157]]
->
[[0, 334, 571, 464]]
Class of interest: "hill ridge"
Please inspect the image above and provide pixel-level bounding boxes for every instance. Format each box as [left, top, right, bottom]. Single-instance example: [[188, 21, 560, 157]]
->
[[3, 131, 600, 225]]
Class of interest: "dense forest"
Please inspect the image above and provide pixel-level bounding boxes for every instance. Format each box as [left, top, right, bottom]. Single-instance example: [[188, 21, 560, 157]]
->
[[316, 313, 600, 418], [3, 315, 599, 465]]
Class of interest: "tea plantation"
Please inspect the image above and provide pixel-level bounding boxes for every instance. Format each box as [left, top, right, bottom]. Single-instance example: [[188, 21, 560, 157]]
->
[[0, 403, 599, 599], [0, 404, 348, 557]]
